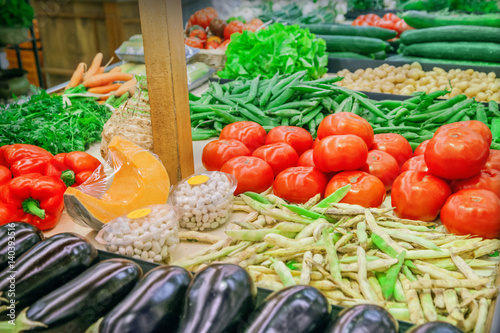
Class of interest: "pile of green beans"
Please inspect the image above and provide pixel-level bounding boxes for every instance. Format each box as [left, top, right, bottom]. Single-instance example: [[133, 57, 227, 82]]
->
[[189, 71, 387, 140], [190, 73, 500, 150]]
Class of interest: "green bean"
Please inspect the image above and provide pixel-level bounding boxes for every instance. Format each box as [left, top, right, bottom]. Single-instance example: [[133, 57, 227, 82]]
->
[[426, 99, 474, 124], [260, 72, 280, 108], [211, 81, 223, 96], [373, 126, 421, 134], [394, 279, 406, 302], [267, 77, 301, 109], [212, 107, 246, 123], [321, 97, 334, 112], [459, 114, 470, 122], [323, 229, 342, 281], [382, 228, 441, 251], [232, 81, 251, 94], [191, 128, 218, 140], [240, 102, 267, 117], [314, 112, 324, 125], [290, 85, 325, 93], [401, 132, 420, 140], [244, 192, 271, 204], [214, 121, 224, 132], [357, 221, 368, 245], [426, 94, 467, 113], [376, 100, 402, 110], [272, 109, 303, 117], [402, 265, 417, 282], [298, 106, 323, 126], [355, 95, 388, 120], [270, 258, 296, 287], [309, 119, 316, 136], [271, 70, 307, 95], [302, 76, 343, 85], [315, 185, 351, 209], [290, 114, 301, 126], [446, 108, 469, 124], [282, 204, 334, 223], [489, 100, 500, 117], [382, 251, 406, 300], [245, 75, 260, 103], [334, 94, 348, 104], [491, 118, 500, 142], [226, 229, 295, 241], [281, 118, 290, 126], [267, 100, 318, 112], [337, 96, 353, 113], [475, 104, 488, 125], [208, 93, 238, 108]]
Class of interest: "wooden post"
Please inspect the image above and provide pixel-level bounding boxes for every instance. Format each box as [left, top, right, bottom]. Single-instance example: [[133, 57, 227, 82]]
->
[[138, 0, 194, 183]]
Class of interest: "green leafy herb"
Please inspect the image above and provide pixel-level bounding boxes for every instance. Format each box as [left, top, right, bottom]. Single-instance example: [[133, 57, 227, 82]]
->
[[0, 0, 34, 28], [0, 89, 112, 154], [488, 250, 500, 257], [219, 23, 328, 80]]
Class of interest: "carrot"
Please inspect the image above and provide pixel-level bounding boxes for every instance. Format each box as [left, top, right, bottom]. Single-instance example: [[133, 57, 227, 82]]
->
[[82, 72, 134, 88], [109, 67, 122, 73], [113, 78, 137, 97], [83, 53, 103, 80], [88, 83, 122, 94], [97, 66, 105, 74], [66, 62, 86, 89]]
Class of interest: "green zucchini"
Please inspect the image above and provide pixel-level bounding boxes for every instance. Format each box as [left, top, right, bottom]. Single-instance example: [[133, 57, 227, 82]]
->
[[328, 52, 374, 59], [372, 50, 387, 60], [401, 42, 500, 63], [318, 35, 387, 54], [402, 11, 500, 29], [302, 24, 396, 40], [400, 25, 500, 45], [387, 55, 500, 67]]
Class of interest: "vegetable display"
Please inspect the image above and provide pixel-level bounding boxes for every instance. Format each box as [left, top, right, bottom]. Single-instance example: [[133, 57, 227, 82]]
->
[[402, 11, 500, 29], [336, 62, 500, 102], [352, 13, 413, 37], [218, 23, 328, 80]]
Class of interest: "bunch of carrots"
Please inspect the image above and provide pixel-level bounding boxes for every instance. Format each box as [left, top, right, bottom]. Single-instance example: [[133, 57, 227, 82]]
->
[[66, 53, 137, 105]]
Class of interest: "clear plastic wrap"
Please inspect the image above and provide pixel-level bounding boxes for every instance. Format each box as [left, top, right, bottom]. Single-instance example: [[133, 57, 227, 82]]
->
[[168, 171, 237, 231], [96, 204, 179, 263], [64, 136, 170, 231]]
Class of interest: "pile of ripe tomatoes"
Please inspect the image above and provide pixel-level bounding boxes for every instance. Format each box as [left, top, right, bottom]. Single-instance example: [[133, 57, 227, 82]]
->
[[202, 116, 500, 239]]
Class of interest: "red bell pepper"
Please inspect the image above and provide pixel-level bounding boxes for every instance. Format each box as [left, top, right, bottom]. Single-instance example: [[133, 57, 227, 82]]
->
[[45, 151, 101, 187], [0, 166, 11, 186], [0, 144, 53, 177], [0, 173, 66, 230]]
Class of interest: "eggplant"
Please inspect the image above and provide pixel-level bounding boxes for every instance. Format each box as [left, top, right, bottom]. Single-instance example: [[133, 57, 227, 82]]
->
[[0, 259, 142, 333], [0, 232, 97, 315], [0, 222, 44, 271], [177, 263, 255, 333], [325, 304, 398, 333], [407, 321, 464, 333], [90, 265, 192, 333], [244, 285, 330, 333]]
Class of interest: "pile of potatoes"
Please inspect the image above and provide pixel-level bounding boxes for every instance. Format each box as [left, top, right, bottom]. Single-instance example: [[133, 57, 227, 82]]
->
[[336, 62, 500, 102]]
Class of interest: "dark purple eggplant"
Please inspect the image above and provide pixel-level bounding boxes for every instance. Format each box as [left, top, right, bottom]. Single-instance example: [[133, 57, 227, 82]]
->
[[0, 232, 97, 315], [407, 321, 464, 333], [325, 304, 398, 333], [177, 263, 255, 333], [0, 259, 142, 333], [0, 222, 44, 271], [243, 285, 330, 333], [89, 265, 191, 333]]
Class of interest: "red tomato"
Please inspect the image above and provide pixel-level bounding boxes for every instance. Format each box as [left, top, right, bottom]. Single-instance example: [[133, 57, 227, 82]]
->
[[313, 135, 368, 173], [352, 19, 368, 26], [357, 15, 366, 21], [202, 139, 250, 171], [401, 155, 428, 173], [219, 121, 267, 153], [252, 142, 299, 177], [189, 29, 207, 41], [187, 7, 218, 29], [249, 18, 264, 26], [394, 20, 413, 33], [217, 39, 231, 50], [413, 140, 430, 156], [360, 150, 400, 191], [434, 120, 493, 146], [220, 156, 274, 195], [317, 112, 374, 148], [184, 37, 204, 49], [325, 171, 386, 208], [273, 166, 328, 204], [371, 133, 412, 167], [383, 13, 400, 22], [205, 41, 220, 49], [486, 150, 500, 171], [441, 189, 500, 239], [364, 14, 380, 22], [297, 149, 315, 168], [312, 137, 321, 149], [265, 126, 313, 156], [377, 19, 395, 30], [450, 169, 500, 198], [425, 127, 489, 180], [391, 171, 451, 222], [224, 20, 244, 40]]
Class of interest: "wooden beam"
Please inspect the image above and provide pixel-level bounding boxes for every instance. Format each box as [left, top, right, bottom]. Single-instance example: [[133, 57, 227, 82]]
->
[[138, 0, 194, 183]]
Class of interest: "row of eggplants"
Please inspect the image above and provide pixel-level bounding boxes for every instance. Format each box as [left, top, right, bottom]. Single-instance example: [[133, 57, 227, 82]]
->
[[0, 223, 464, 333]]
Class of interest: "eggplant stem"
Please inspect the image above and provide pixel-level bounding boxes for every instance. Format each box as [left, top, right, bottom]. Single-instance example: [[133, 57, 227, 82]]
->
[[0, 308, 47, 332], [85, 317, 102, 333]]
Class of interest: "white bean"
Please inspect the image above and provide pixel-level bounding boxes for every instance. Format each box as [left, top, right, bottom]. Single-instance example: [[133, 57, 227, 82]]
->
[[143, 241, 152, 251]]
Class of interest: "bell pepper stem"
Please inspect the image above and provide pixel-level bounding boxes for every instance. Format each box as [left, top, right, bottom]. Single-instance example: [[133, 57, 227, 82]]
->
[[60, 169, 76, 187], [22, 198, 46, 219]]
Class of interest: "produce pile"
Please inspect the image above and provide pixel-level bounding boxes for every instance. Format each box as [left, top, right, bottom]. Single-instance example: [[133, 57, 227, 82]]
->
[[190, 74, 500, 151], [218, 23, 328, 80], [0, 144, 101, 229], [351, 13, 413, 37], [302, 22, 396, 61], [336, 62, 500, 102], [258, 2, 340, 25], [393, 12, 500, 66]]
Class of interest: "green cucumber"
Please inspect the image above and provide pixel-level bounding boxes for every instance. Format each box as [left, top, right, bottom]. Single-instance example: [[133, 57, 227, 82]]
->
[[318, 35, 387, 54], [400, 25, 500, 45], [302, 24, 396, 40], [402, 11, 500, 29], [328, 52, 374, 59], [387, 55, 500, 67], [401, 42, 500, 63]]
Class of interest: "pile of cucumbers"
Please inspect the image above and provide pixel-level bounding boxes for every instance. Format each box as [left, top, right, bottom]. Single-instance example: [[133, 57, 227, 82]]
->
[[301, 24, 397, 60], [0, 222, 465, 332], [392, 11, 500, 66]]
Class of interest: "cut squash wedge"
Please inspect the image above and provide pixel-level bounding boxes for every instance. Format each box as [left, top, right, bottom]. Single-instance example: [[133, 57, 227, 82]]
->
[[64, 136, 170, 230]]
